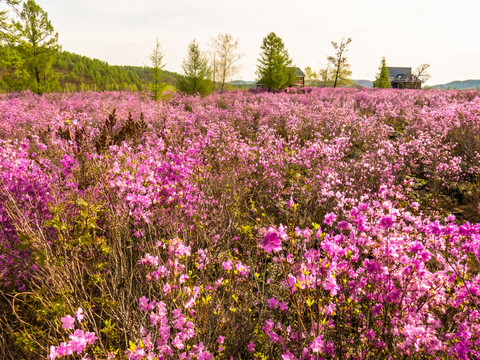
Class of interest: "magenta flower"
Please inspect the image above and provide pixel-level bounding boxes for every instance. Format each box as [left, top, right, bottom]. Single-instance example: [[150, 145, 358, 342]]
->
[[336, 220, 350, 230], [324, 212, 337, 226], [222, 260, 233, 271], [235, 262, 249, 276], [60, 315, 75, 330], [323, 276, 340, 296], [75, 307, 84, 322], [139, 296, 151, 312], [267, 297, 279, 309], [262, 231, 283, 253], [48, 345, 60, 360], [247, 341, 255, 352], [379, 215, 394, 229], [56, 342, 73, 356], [311, 335, 325, 353], [281, 350, 295, 360], [279, 301, 289, 311]]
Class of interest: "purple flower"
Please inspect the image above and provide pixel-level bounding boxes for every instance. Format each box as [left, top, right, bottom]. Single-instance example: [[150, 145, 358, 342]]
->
[[324, 212, 337, 226], [267, 297, 278, 309], [323, 276, 340, 296], [60, 154, 77, 176], [279, 301, 289, 311], [139, 296, 150, 312], [337, 220, 350, 230], [75, 307, 84, 322], [222, 260, 233, 271], [61, 315, 75, 330], [379, 215, 394, 229], [281, 350, 295, 360], [311, 335, 325, 353], [262, 231, 283, 253]]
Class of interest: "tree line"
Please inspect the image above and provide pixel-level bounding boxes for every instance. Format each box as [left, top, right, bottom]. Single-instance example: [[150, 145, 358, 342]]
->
[[0, 0, 431, 97]]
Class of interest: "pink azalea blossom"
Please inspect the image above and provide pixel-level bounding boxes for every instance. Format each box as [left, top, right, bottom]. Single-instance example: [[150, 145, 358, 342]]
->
[[267, 297, 278, 309], [60, 315, 75, 330]]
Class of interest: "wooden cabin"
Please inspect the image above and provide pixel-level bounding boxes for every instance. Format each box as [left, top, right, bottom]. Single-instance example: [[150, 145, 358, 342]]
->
[[291, 67, 306, 87], [388, 67, 421, 89]]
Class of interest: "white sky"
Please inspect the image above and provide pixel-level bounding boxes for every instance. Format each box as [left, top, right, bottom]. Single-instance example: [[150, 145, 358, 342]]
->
[[32, 0, 480, 85]]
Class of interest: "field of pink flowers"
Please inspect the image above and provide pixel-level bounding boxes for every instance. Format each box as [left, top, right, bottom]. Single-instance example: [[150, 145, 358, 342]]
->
[[0, 88, 480, 359]]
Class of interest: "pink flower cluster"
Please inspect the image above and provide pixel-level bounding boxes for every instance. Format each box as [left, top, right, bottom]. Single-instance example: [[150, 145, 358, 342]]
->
[[49, 308, 97, 359], [0, 88, 479, 359]]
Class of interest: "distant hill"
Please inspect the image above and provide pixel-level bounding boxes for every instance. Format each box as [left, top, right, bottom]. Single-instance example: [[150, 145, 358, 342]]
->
[[352, 80, 373, 88], [228, 80, 257, 89], [0, 49, 181, 93], [52, 51, 181, 92], [432, 80, 480, 90], [229, 80, 256, 86], [228, 80, 375, 89]]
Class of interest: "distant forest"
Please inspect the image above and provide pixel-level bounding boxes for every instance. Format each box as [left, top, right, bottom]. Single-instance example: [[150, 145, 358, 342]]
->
[[0, 49, 181, 93]]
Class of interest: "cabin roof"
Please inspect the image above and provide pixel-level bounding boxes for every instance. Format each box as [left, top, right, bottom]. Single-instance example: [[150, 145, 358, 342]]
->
[[388, 67, 412, 81], [290, 67, 306, 77]]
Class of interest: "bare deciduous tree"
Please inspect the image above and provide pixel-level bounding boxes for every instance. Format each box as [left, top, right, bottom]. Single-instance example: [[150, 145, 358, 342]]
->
[[319, 62, 334, 87], [327, 37, 352, 88], [209, 33, 242, 91], [413, 63, 431, 88]]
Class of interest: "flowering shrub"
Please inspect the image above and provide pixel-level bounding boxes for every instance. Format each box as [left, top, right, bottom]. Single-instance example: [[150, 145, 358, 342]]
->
[[0, 88, 479, 359]]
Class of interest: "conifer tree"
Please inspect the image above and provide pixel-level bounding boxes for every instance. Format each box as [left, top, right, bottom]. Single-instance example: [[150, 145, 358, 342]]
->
[[373, 57, 391, 88], [177, 39, 212, 96], [8, 0, 60, 93], [256, 32, 294, 91], [150, 37, 166, 100]]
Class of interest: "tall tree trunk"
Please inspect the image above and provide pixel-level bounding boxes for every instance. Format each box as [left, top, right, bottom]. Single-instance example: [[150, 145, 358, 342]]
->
[[333, 58, 341, 88], [35, 66, 40, 84]]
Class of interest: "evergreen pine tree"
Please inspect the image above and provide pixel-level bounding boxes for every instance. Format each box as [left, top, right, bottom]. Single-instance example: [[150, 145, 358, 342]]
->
[[150, 37, 166, 100], [256, 32, 294, 91], [373, 57, 391, 88], [177, 40, 212, 96]]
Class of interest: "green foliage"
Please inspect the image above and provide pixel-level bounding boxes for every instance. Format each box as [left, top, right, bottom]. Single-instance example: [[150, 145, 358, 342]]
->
[[177, 39, 213, 96], [0, 1, 20, 45], [150, 37, 167, 100], [0, 48, 182, 93], [256, 32, 294, 91], [5, 0, 61, 93], [373, 57, 391, 88]]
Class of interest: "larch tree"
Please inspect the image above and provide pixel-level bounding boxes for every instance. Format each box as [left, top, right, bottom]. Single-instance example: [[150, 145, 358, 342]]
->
[[0, 0, 21, 72], [177, 39, 212, 96], [150, 37, 166, 100], [11, 0, 60, 93], [327, 37, 352, 88], [373, 57, 391, 88], [209, 33, 242, 91], [1, 0, 19, 41], [256, 32, 294, 91]]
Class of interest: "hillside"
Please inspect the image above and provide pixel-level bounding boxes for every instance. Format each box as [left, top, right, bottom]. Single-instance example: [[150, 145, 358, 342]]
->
[[353, 79, 374, 88], [432, 79, 480, 90], [0, 49, 181, 93]]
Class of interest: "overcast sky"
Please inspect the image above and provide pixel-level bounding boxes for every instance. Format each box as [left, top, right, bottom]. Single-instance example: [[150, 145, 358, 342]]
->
[[33, 0, 480, 85]]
